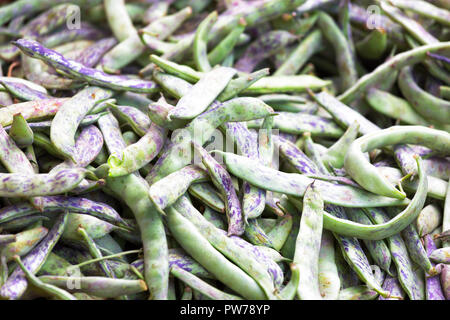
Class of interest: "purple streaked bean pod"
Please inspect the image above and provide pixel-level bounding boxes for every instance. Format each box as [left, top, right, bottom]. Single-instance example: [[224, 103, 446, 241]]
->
[[13, 39, 159, 94], [441, 264, 450, 300], [0, 212, 68, 300], [224, 122, 265, 219], [429, 247, 450, 264], [50, 86, 112, 162], [149, 165, 209, 213], [423, 156, 450, 180], [192, 142, 244, 236], [275, 135, 318, 175], [227, 234, 284, 290], [394, 144, 423, 177], [326, 205, 390, 298], [0, 196, 127, 228], [365, 207, 425, 300], [74, 37, 117, 68], [345, 208, 392, 275], [51, 125, 104, 171], [423, 234, 445, 300], [0, 124, 34, 174], [0, 98, 68, 127], [378, 275, 406, 300], [39, 22, 106, 49], [235, 30, 298, 73], [395, 145, 450, 180], [0, 168, 86, 197], [246, 112, 344, 138], [399, 222, 434, 274]]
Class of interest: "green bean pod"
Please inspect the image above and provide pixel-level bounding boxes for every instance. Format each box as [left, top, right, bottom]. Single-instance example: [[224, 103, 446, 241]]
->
[[193, 11, 217, 72], [171, 265, 242, 300], [218, 151, 409, 209], [338, 42, 450, 104], [345, 126, 450, 199], [50, 87, 112, 162], [188, 182, 225, 213], [364, 207, 425, 300], [318, 230, 340, 300], [398, 66, 450, 124], [293, 183, 324, 300], [318, 12, 357, 91], [108, 123, 167, 177], [165, 206, 267, 300], [9, 113, 34, 148]]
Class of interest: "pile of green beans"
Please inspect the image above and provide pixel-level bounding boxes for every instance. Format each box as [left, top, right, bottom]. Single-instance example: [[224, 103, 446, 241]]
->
[[0, 0, 448, 301]]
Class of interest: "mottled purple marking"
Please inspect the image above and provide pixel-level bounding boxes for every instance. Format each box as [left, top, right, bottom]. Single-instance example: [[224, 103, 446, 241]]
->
[[13, 39, 159, 93], [423, 234, 445, 300]]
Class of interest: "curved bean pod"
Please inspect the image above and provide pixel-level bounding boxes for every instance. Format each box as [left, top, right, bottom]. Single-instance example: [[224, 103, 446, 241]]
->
[[218, 151, 410, 209], [398, 66, 450, 124], [345, 126, 450, 199], [108, 123, 166, 177], [51, 87, 112, 162], [193, 11, 217, 72]]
